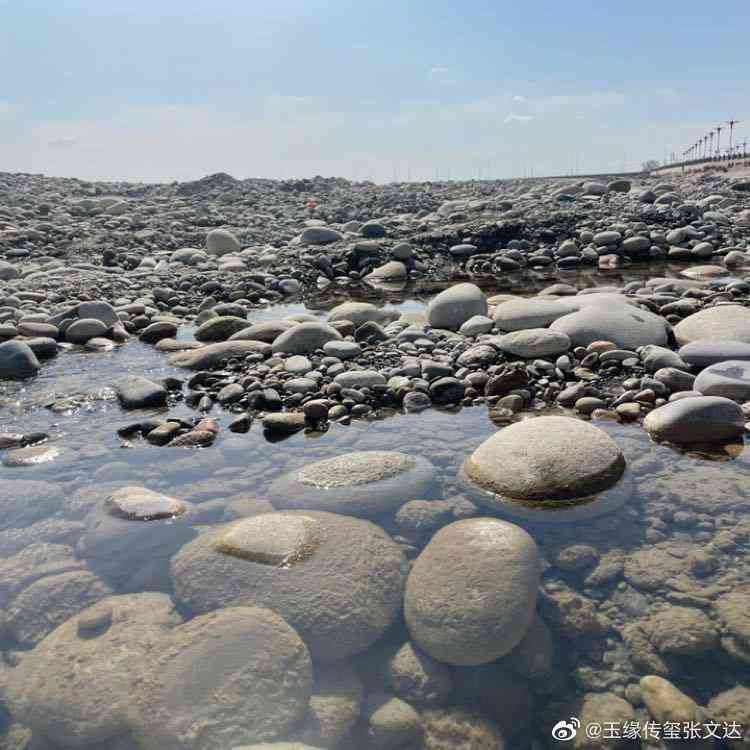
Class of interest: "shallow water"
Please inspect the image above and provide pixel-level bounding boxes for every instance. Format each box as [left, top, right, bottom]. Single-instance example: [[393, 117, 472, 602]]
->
[[1, 268, 749, 747]]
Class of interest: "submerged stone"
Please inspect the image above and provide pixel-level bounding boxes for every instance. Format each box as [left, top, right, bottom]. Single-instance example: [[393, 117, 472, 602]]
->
[[463, 416, 625, 507], [268, 450, 433, 517], [171, 510, 407, 662], [643, 396, 745, 444], [405, 518, 540, 665]]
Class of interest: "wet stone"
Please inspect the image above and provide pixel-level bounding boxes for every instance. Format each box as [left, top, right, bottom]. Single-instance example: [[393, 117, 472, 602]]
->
[[104, 486, 187, 521], [269, 450, 433, 517], [214, 514, 322, 567], [171, 510, 408, 662], [463, 416, 626, 507]]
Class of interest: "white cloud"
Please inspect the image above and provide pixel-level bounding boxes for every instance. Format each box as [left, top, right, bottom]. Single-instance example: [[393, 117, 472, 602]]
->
[[429, 66, 449, 75], [512, 95, 526, 103], [504, 114, 534, 124]]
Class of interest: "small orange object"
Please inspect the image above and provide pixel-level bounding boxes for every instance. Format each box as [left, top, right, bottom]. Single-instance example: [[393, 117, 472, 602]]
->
[[307, 199, 317, 210]]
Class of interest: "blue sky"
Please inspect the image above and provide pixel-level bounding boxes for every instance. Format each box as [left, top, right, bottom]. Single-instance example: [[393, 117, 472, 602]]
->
[[1, 0, 748, 181]]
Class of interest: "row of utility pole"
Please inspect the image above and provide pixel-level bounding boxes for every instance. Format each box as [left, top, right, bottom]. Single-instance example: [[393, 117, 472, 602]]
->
[[678, 119, 747, 165]]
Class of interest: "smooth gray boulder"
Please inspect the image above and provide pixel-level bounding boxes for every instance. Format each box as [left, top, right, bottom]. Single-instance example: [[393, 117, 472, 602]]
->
[[323, 340, 361, 360], [0, 260, 18, 280], [229, 320, 296, 342], [134, 607, 313, 750], [643, 396, 746, 443], [405, 518, 541, 665], [6, 595, 312, 750], [459, 315, 494, 336], [206, 228, 241, 256], [77, 301, 118, 328], [65, 318, 109, 344], [0, 341, 40, 378], [575, 693, 636, 749], [639, 676, 701, 724], [492, 298, 576, 331], [4, 593, 182, 748], [268, 451, 433, 517], [171, 511, 407, 662], [333, 370, 386, 389], [497, 329, 570, 358], [694, 360, 750, 401], [327, 302, 398, 327], [299, 227, 343, 245], [195, 316, 249, 342], [674, 305, 750, 346], [679, 340, 750, 369], [389, 641, 453, 707], [272, 322, 342, 354], [115, 375, 167, 409], [0, 480, 62, 531], [421, 708, 504, 750], [365, 261, 407, 281], [426, 284, 487, 330], [463, 416, 625, 506], [78, 486, 196, 588], [550, 304, 668, 349], [168, 340, 271, 368]]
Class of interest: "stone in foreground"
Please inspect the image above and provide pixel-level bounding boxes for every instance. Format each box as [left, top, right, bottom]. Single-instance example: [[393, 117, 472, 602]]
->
[[405, 518, 540, 665], [171, 510, 407, 662], [463, 416, 625, 506]]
